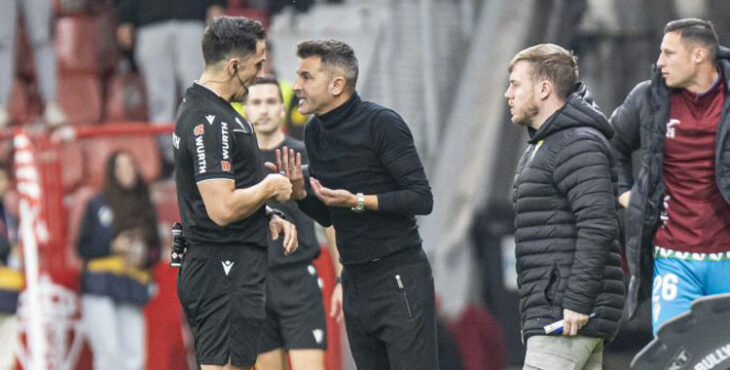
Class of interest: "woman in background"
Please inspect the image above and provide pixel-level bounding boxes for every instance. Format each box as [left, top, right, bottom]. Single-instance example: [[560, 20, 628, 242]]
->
[[77, 151, 160, 370]]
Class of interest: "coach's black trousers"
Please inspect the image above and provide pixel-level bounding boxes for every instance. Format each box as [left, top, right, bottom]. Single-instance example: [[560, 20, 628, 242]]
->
[[341, 247, 438, 370]]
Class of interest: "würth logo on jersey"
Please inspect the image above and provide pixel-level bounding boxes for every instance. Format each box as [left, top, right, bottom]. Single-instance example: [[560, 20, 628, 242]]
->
[[666, 119, 680, 138], [221, 161, 231, 172], [194, 124, 204, 136], [195, 135, 206, 174], [221, 122, 230, 160]]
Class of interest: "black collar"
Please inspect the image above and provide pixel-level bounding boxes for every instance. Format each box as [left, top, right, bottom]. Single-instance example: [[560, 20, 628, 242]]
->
[[317, 93, 360, 129]]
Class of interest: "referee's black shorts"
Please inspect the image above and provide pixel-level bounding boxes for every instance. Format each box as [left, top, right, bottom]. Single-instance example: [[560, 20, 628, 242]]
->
[[258, 262, 328, 354], [177, 243, 267, 367]]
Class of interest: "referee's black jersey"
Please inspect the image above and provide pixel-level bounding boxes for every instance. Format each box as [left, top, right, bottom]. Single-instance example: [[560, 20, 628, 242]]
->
[[174, 83, 268, 248]]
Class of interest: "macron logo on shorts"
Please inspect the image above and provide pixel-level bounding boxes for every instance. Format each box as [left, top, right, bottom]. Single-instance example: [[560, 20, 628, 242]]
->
[[221, 260, 234, 276], [313, 329, 324, 344]]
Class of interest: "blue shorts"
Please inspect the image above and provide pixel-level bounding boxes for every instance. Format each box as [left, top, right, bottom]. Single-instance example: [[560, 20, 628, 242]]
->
[[652, 247, 730, 336]]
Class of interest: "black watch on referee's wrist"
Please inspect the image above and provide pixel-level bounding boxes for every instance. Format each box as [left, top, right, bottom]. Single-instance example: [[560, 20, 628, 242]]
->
[[335, 276, 342, 284], [267, 208, 287, 221]]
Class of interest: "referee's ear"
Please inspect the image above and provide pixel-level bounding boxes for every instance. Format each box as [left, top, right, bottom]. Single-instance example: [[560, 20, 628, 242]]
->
[[226, 58, 241, 77]]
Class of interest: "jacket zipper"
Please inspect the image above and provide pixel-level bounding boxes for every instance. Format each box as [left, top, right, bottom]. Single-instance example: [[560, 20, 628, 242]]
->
[[396, 274, 413, 318]]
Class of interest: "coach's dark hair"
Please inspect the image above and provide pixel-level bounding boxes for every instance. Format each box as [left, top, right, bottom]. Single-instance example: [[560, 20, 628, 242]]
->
[[664, 18, 719, 60], [247, 75, 284, 103], [297, 40, 358, 90], [202, 16, 266, 65]]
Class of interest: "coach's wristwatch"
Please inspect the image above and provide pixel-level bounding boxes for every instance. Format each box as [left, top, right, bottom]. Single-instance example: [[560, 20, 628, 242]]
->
[[351, 192, 365, 213]]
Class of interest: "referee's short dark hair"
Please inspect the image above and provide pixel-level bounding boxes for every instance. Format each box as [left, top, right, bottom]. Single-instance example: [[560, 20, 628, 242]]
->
[[297, 40, 359, 91], [202, 16, 266, 65], [664, 18, 719, 60]]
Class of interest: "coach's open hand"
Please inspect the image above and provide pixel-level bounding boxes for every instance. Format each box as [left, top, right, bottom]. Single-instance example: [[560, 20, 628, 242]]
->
[[269, 214, 298, 255], [562, 309, 590, 336], [310, 178, 357, 207], [265, 146, 307, 200]]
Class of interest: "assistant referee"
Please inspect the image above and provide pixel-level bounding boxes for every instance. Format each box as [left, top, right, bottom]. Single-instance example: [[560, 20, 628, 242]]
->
[[272, 40, 438, 369], [173, 17, 297, 370]]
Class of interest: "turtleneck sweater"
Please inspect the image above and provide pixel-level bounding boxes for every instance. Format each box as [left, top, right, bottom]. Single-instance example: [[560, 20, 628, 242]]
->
[[296, 93, 433, 265]]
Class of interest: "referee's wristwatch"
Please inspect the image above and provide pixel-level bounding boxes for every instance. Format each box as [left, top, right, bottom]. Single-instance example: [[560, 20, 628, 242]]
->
[[350, 192, 365, 213], [266, 208, 287, 220]]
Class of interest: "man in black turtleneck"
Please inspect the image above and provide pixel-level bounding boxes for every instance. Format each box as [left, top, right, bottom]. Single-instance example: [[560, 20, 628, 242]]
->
[[269, 40, 437, 369]]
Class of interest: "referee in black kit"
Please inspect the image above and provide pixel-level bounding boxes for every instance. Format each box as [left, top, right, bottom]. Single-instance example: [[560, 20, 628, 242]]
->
[[270, 40, 438, 369], [173, 17, 298, 370]]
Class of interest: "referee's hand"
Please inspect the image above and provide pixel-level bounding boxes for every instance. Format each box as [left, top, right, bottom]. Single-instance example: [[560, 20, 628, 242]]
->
[[269, 214, 298, 255], [265, 173, 293, 203]]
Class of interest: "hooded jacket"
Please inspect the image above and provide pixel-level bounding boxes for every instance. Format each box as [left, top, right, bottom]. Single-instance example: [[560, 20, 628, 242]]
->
[[512, 84, 626, 341], [609, 46, 730, 319]]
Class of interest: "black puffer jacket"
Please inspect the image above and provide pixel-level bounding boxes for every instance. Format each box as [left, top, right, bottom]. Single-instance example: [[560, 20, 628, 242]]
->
[[512, 84, 626, 341], [609, 46, 730, 319]]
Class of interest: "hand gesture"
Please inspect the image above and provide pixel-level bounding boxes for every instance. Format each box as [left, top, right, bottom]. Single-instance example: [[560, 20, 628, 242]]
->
[[310, 178, 357, 208], [265, 147, 306, 200], [269, 214, 298, 255]]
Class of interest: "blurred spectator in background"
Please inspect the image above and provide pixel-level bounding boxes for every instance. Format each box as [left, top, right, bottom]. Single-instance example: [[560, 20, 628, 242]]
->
[[263, 0, 314, 17], [114, 0, 226, 171], [0, 162, 20, 370], [77, 151, 161, 370], [0, 0, 67, 127]]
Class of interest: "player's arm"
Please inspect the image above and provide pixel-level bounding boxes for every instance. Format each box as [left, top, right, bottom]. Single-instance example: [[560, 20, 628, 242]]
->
[[608, 82, 645, 208], [325, 226, 342, 278], [325, 226, 344, 322]]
